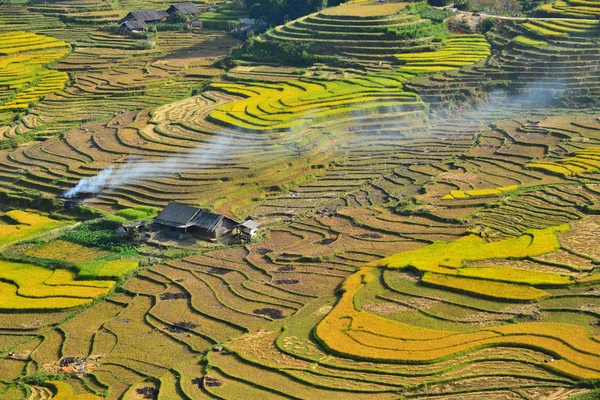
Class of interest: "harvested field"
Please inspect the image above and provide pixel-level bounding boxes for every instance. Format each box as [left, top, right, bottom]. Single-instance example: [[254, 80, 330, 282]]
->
[[1, 0, 600, 398]]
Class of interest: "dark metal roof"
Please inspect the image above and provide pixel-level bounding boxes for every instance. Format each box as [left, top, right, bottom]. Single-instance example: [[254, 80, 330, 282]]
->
[[153, 202, 200, 228], [120, 10, 168, 23], [192, 211, 226, 232], [120, 20, 147, 30], [168, 2, 200, 14]]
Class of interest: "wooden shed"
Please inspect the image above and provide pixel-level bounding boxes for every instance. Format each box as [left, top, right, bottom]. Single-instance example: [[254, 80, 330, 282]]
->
[[120, 10, 169, 24], [118, 20, 148, 33], [167, 2, 200, 15], [152, 202, 238, 240]]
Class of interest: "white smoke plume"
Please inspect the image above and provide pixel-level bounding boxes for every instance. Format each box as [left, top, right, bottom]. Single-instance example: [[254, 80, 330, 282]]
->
[[63, 167, 115, 198], [62, 134, 233, 198]]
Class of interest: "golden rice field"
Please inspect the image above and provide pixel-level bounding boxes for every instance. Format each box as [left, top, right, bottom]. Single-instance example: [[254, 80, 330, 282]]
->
[[539, 0, 600, 18], [26, 240, 110, 262], [0, 32, 70, 112], [1, 0, 600, 398], [0, 210, 71, 248]]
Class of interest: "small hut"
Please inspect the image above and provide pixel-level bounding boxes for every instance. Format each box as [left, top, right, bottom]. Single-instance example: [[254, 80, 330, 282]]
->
[[167, 2, 200, 15], [189, 20, 203, 29], [190, 211, 238, 239], [120, 10, 169, 24], [152, 202, 239, 240], [152, 203, 202, 234], [117, 20, 148, 33], [237, 219, 260, 239]]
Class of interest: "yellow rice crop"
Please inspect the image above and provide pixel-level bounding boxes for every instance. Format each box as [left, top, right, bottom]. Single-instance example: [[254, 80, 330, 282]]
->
[[27, 240, 110, 262], [527, 148, 600, 177], [421, 272, 549, 301], [366, 225, 567, 272], [0, 260, 110, 299], [457, 267, 572, 285], [0, 259, 115, 310], [45, 381, 102, 400], [443, 185, 519, 200], [0, 32, 70, 112], [314, 224, 600, 378], [75, 259, 139, 279], [0, 210, 71, 247]]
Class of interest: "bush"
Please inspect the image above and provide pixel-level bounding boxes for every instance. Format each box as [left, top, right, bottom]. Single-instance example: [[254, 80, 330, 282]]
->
[[60, 220, 134, 252], [67, 205, 105, 220], [20, 371, 61, 386], [428, 0, 452, 5], [447, 18, 472, 34], [105, 214, 127, 225], [134, 205, 158, 214], [116, 206, 157, 221], [0, 133, 35, 151], [477, 17, 498, 33], [116, 209, 148, 220], [454, 0, 471, 10], [133, 39, 155, 50], [171, 11, 188, 24], [421, 9, 454, 22]]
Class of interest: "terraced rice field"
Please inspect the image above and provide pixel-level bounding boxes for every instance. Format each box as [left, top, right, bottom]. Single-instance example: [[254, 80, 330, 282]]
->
[[1, 0, 600, 399], [264, 2, 449, 67], [405, 14, 600, 109], [0, 32, 70, 113], [539, 0, 600, 18]]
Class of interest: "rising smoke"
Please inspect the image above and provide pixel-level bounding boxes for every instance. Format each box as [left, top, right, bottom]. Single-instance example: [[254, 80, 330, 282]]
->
[[62, 134, 233, 198], [62, 81, 569, 199], [63, 166, 115, 198]]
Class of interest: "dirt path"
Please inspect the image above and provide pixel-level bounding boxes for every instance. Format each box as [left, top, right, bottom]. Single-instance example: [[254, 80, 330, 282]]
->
[[455, 9, 597, 21], [434, 6, 598, 21]]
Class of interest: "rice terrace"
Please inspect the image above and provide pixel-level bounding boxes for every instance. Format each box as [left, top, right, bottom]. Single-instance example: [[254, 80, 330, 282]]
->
[[1, 0, 600, 398]]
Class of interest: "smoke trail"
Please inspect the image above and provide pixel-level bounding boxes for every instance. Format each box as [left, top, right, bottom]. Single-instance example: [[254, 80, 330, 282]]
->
[[62, 134, 233, 198], [63, 167, 115, 198]]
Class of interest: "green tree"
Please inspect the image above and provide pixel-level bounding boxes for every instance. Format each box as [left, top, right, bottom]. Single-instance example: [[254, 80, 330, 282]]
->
[[171, 11, 187, 23]]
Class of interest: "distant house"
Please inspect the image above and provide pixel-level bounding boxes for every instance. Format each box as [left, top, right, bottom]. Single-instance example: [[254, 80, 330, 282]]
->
[[117, 20, 148, 33], [152, 202, 239, 240], [189, 20, 203, 29], [237, 219, 260, 239], [233, 18, 268, 35], [119, 10, 169, 24], [167, 2, 200, 15]]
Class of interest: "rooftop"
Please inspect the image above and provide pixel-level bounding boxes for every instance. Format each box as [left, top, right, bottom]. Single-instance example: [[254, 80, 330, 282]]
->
[[168, 2, 200, 14], [192, 211, 228, 232], [121, 9, 169, 23], [121, 20, 147, 30], [153, 202, 200, 228]]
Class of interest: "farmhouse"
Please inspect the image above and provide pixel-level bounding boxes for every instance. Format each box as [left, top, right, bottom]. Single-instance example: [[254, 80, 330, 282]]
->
[[117, 20, 148, 33], [152, 202, 241, 240], [237, 219, 260, 239], [167, 2, 200, 15], [189, 20, 203, 29], [119, 10, 169, 24], [235, 18, 268, 34]]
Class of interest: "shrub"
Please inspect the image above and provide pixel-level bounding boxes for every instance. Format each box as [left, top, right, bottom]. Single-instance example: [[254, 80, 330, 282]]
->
[[133, 39, 155, 50], [428, 0, 452, 5], [116, 209, 148, 220], [60, 220, 134, 252], [477, 17, 498, 33], [104, 214, 126, 226], [454, 0, 472, 10], [116, 206, 158, 220], [421, 8, 454, 22]]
